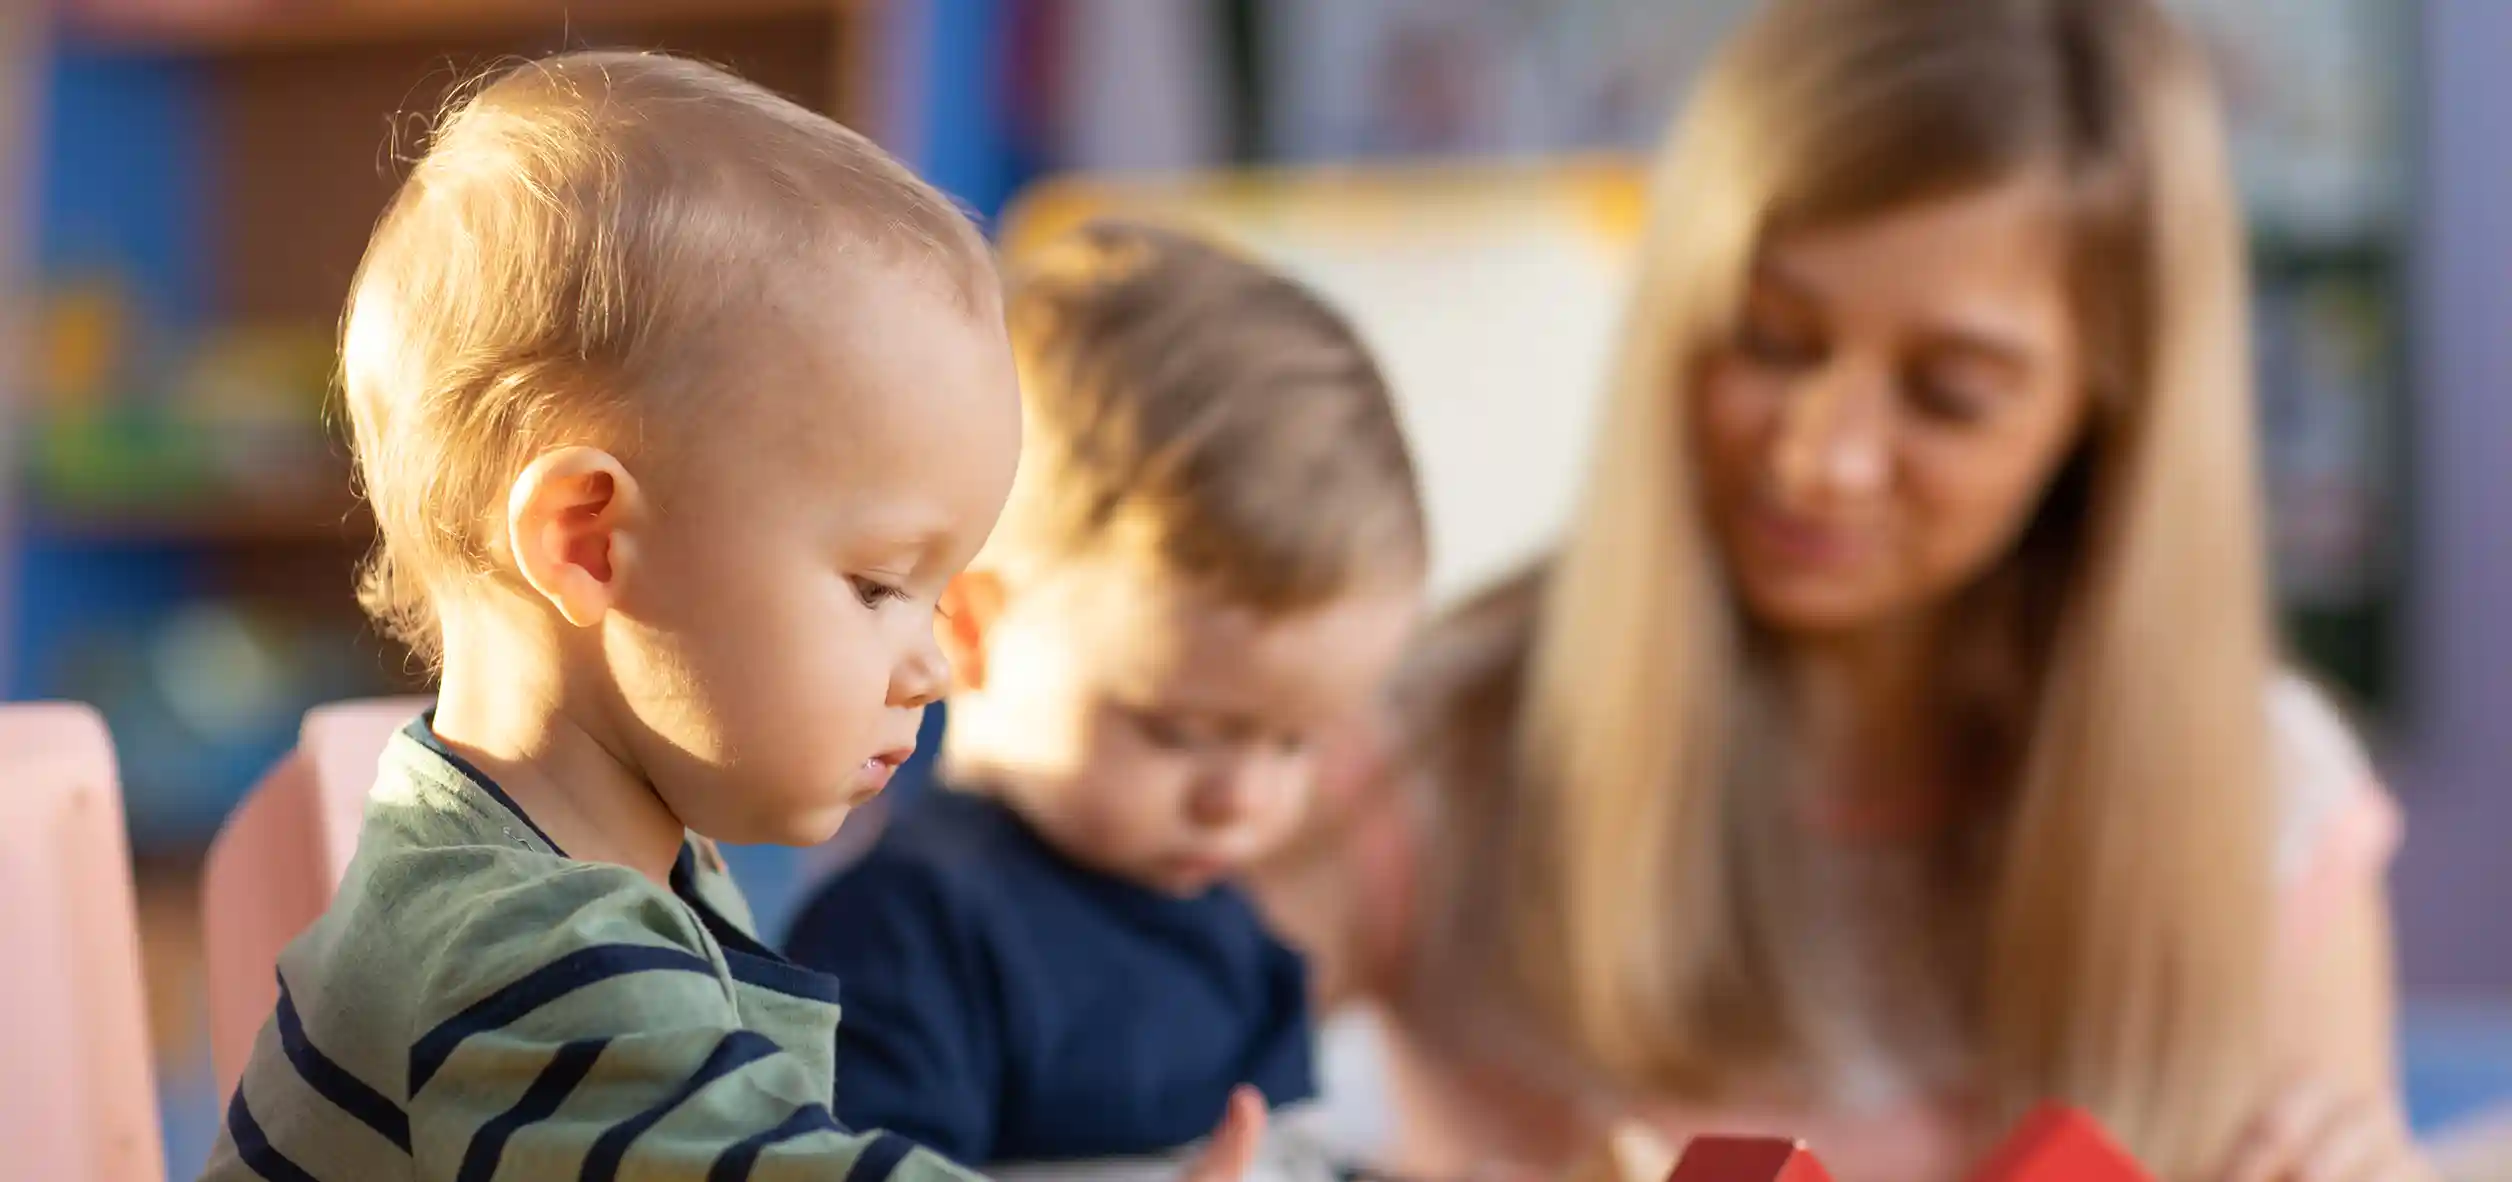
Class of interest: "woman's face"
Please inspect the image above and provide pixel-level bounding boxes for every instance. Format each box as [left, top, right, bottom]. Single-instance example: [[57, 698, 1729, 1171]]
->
[[1693, 177, 2095, 638]]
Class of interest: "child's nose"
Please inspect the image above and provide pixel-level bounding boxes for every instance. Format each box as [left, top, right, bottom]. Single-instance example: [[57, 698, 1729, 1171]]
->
[[1187, 754, 1276, 830], [890, 634, 949, 709]]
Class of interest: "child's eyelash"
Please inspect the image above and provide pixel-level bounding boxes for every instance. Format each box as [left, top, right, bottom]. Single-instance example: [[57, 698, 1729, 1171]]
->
[[851, 576, 957, 623], [849, 577, 905, 608]]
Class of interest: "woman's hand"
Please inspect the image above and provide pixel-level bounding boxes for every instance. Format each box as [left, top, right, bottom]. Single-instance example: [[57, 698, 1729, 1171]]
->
[[2221, 1077, 2432, 1182]]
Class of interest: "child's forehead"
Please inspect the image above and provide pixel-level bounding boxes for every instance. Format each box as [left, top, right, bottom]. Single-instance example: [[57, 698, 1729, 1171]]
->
[[824, 498, 971, 561], [1063, 570, 1422, 725], [674, 274, 1017, 489]]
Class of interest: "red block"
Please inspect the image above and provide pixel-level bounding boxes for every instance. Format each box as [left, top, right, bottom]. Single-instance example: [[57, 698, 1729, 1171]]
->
[[1969, 1105, 2152, 1182], [1666, 1137, 1834, 1182]]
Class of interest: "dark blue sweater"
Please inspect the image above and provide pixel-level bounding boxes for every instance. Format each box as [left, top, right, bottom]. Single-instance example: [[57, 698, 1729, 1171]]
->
[[783, 787, 1316, 1167]]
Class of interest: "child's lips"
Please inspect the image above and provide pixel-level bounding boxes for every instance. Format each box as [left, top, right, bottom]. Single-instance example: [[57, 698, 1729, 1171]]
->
[[1160, 854, 1231, 890], [851, 747, 913, 800]]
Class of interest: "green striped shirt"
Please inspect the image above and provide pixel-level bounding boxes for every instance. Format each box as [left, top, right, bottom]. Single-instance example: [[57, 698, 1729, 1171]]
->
[[202, 718, 987, 1182]]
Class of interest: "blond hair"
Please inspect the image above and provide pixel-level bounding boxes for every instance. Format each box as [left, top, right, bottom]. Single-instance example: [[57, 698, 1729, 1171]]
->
[[994, 220, 1425, 609], [342, 51, 991, 664], [1424, 1, 2273, 1174]]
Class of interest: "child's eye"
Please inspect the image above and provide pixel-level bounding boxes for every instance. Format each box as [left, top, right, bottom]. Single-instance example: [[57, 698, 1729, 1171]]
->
[[849, 576, 906, 609], [1125, 708, 1219, 752], [1132, 712, 1194, 750]]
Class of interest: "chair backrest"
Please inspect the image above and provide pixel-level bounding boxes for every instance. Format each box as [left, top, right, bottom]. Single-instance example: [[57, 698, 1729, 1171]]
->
[[0, 702, 166, 1182], [202, 697, 429, 1097]]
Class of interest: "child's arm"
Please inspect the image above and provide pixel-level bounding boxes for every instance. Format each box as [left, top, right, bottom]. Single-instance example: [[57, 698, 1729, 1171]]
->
[[405, 1017, 970, 1180]]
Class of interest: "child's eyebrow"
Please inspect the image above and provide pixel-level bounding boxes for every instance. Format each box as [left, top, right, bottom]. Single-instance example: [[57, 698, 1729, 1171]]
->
[[1137, 696, 1290, 744], [873, 526, 950, 555], [843, 507, 957, 557]]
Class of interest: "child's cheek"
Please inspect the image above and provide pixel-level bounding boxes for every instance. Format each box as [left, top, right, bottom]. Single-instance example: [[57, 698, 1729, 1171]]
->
[[1310, 713, 1393, 826]]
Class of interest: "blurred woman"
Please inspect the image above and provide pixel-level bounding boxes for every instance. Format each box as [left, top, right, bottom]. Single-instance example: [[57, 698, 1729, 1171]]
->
[[1287, 2, 2420, 1180]]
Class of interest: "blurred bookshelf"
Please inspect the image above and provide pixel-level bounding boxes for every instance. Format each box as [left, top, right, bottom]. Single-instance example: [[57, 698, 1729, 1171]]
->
[[2252, 232, 2409, 716], [63, 0, 852, 54], [14, 0, 869, 849]]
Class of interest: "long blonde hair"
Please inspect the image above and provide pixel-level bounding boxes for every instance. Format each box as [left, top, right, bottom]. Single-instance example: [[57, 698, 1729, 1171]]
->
[[1441, 0, 2273, 1174]]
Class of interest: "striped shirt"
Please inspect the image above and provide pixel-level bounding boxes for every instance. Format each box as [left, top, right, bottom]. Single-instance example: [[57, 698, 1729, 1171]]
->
[[201, 717, 986, 1182]]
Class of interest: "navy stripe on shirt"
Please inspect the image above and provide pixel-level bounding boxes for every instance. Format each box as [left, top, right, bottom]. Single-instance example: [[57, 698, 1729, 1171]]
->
[[580, 1030, 782, 1181], [707, 1105, 848, 1182], [671, 844, 845, 1006], [721, 948, 845, 1006], [453, 1037, 609, 1182], [843, 1131, 921, 1182], [409, 943, 713, 1094], [226, 1090, 322, 1182], [274, 974, 412, 1153]]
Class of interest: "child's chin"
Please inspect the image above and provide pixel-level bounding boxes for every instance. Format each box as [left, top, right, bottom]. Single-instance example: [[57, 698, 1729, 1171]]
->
[[1142, 860, 1235, 898], [790, 804, 861, 846], [731, 802, 858, 849]]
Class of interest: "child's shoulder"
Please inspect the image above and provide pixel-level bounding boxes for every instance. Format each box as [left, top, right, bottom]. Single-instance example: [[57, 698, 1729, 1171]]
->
[[217, 787, 974, 1182], [354, 729, 714, 954], [287, 726, 736, 1037], [308, 828, 726, 1026]]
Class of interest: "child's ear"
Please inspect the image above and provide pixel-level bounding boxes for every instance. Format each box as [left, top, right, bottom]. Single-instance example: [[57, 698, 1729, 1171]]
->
[[937, 571, 1007, 691], [505, 446, 643, 628]]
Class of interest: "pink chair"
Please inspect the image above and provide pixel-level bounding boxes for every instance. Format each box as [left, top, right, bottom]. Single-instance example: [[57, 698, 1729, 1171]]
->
[[202, 697, 429, 1097], [0, 702, 166, 1181]]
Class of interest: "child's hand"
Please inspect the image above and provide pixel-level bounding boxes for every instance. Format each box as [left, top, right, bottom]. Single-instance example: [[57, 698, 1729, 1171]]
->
[[2221, 1077, 2432, 1182], [1179, 1086, 1270, 1182]]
